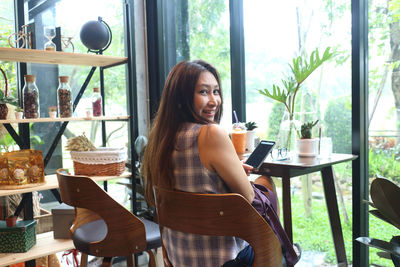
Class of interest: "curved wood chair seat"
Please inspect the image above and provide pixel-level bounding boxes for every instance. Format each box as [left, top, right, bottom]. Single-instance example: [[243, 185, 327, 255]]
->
[[153, 185, 282, 267], [56, 168, 161, 267]]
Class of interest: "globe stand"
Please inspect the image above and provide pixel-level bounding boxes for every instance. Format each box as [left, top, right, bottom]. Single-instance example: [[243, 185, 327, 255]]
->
[[80, 17, 113, 55]]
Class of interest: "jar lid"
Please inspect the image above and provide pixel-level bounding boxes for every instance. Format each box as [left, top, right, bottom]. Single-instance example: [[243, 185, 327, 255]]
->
[[24, 75, 35, 82], [93, 87, 100, 92], [59, 76, 69, 83]]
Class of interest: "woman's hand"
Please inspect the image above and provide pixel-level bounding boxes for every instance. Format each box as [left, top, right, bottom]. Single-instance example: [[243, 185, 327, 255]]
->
[[241, 161, 253, 176]]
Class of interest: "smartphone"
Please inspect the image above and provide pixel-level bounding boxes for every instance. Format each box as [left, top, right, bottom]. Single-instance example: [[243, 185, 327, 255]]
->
[[245, 140, 276, 169]]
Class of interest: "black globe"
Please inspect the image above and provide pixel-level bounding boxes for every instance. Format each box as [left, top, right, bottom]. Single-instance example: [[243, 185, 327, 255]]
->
[[80, 18, 110, 51]]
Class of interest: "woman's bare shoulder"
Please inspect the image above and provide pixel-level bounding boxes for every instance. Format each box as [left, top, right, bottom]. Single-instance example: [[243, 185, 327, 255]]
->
[[199, 124, 229, 144]]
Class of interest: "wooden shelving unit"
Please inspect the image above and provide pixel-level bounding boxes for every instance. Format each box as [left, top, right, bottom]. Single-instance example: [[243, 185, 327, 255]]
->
[[0, 232, 74, 267], [0, 47, 127, 67], [0, 115, 129, 124], [0, 172, 132, 196]]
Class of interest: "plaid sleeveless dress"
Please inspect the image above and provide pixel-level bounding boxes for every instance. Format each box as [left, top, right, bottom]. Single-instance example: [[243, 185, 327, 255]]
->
[[163, 123, 246, 267]]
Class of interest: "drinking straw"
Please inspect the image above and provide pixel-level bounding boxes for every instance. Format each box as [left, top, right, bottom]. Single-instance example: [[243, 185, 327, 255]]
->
[[318, 126, 322, 154], [233, 110, 239, 128]]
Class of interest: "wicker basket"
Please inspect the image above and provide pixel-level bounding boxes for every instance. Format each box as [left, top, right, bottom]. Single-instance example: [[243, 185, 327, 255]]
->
[[70, 147, 127, 176]]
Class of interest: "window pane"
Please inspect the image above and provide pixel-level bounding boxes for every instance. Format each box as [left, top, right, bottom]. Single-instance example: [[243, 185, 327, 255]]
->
[[244, 0, 352, 265], [176, 0, 232, 128], [368, 0, 400, 265]]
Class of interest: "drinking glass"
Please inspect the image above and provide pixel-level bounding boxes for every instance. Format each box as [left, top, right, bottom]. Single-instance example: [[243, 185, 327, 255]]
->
[[44, 26, 56, 51]]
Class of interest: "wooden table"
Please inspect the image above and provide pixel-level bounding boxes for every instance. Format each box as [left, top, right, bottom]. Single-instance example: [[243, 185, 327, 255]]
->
[[257, 153, 357, 267]]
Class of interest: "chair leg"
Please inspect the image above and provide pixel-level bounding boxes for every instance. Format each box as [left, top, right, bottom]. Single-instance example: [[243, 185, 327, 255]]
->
[[101, 257, 113, 267], [80, 253, 88, 267], [126, 254, 135, 267], [147, 250, 156, 267]]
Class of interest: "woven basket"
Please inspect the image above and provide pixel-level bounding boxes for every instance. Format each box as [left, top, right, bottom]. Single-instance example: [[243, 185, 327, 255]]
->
[[70, 147, 127, 176]]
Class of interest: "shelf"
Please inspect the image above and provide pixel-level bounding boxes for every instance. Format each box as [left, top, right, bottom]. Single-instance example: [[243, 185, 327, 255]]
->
[[0, 231, 74, 267], [0, 115, 130, 124], [0, 47, 127, 67], [0, 172, 132, 197]]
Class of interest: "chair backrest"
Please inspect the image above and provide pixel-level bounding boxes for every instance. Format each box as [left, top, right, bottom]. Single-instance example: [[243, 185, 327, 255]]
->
[[56, 168, 147, 257], [153, 186, 282, 267]]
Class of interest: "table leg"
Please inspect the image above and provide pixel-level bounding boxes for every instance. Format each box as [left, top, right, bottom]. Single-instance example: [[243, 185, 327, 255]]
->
[[321, 166, 348, 266], [281, 175, 293, 243]]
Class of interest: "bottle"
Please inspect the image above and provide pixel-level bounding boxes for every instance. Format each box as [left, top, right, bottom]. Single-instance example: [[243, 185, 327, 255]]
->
[[92, 87, 102, 117], [22, 74, 40, 118], [57, 76, 73, 118]]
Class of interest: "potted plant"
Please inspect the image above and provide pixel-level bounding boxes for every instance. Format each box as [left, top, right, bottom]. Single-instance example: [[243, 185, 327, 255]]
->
[[0, 67, 18, 120], [15, 106, 23, 119], [297, 120, 319, 157], [48, 106, 57, 118], [258, 47, 335, 151], [6, 215, 17, 227], [245, 121, 258, 152]]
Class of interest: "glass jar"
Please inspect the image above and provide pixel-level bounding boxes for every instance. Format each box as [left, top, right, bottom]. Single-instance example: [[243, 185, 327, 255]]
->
[[92, 87, 102, 117], [57, 76, 73, 118], [22, 74, 40, 118]]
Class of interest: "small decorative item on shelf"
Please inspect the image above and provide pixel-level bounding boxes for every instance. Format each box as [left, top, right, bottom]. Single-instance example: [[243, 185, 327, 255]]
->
[[66, 133, 126, 176], [22, 74, 40, 119], [7, 24, 34, 49], [15, 106, 23, 119], [6, 215, 17, 227], [245, 121, 258, 152], [61, 36, 75, 53], [297, 120, 319, 157], [0, 67, 18, 120], [80, 17, 112, 54], [0, 150, 45, 188], [57, 76, 73, 118], [0, 220, 37, 253], [43, 25, 56, 51], [92, 87, 102, 117], [48, 106, 57, 118]]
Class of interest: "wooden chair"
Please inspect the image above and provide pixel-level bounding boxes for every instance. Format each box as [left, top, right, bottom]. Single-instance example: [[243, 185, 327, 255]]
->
[[56, 169, 161, 267], [153, 185, 282, 267]]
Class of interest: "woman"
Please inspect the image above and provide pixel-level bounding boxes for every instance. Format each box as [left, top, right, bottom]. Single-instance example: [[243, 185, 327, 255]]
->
[[142, 60, 278, 266]]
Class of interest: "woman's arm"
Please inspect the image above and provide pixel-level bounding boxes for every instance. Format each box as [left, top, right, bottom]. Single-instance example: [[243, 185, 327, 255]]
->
[[198, 124, 255, 202]]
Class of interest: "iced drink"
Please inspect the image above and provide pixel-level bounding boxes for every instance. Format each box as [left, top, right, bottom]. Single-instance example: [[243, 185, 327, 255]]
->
[[231, 129, 246, 155]]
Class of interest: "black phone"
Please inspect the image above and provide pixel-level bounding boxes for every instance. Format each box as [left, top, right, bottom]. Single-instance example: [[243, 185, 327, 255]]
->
[[245, 140, 276, 169]]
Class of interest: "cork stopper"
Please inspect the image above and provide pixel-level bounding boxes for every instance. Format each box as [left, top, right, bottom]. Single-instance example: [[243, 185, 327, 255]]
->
[[24, 75, 35, 82], [93, 87, 100, 93], [59, 76, 69, 83]]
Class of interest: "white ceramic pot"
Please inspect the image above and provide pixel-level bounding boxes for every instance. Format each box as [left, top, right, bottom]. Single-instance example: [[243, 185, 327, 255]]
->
[[297, 138, 319, 157], [245, 130, 255, 153], [15, 111, 23, 119]]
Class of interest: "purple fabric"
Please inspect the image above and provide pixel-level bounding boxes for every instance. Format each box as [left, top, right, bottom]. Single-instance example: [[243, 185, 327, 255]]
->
[[251, 183, 299, 266]]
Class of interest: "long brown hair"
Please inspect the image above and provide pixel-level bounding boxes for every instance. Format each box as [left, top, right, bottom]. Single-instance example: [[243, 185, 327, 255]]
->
[[142, 60, 223, 206]]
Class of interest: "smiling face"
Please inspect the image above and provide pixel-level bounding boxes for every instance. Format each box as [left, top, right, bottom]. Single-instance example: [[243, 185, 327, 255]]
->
[[193, 71, 221, 122]]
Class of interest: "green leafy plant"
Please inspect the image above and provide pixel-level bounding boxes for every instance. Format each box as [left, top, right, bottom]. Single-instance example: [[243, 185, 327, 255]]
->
[[0, 67, 18, 106], [300, 120, 319, 139], [245, 121, 258, 131], [258, 47, 334, 146], [15, 106, 23, 112], [258, 47, 335, 119]]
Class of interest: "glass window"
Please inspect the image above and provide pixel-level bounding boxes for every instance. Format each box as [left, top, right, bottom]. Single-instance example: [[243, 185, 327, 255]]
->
[[176, 0, 232, 128], [368, 0, 400, 265], [244, 0, 352, 265]]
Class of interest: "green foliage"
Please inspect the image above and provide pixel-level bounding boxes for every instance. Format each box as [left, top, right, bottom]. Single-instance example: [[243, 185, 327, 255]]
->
[[290, 189, 396, 265], [369, 149, 400, 182], [266, 102, 285, 141], [300, 120, 319, 139], [258, 47, 335, 118], [188, 1, 230, 91], [0, 89, 18, 106], [324, 96, 351, 154], [245, 121, 258, 131]]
